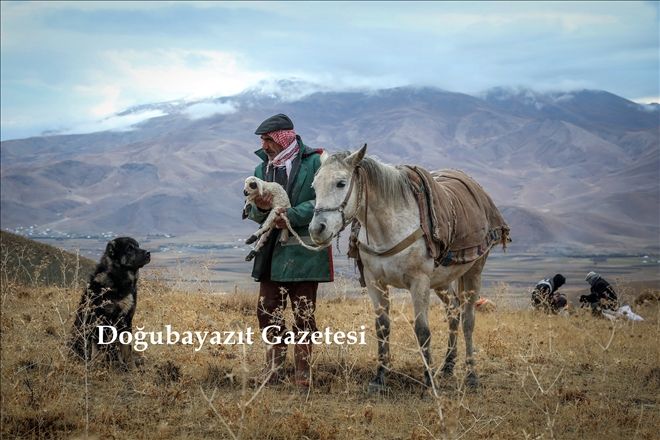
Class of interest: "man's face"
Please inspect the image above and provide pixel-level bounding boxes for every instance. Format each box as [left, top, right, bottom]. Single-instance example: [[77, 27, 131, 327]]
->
[[261, 134, 284, 160]]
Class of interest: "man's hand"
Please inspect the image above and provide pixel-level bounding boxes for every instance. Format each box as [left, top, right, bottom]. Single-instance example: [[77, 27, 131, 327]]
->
[[274, 208, 288, 229], [254, 193, 274, 210]]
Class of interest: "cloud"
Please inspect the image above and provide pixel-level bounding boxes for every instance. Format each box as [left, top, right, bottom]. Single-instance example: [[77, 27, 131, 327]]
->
[[1, 1, 657, 140], [82, 49, 268, 117], [61, 109, 166, 135], [0, 47, 269, 139], [632, 96, 660, 104], [183, 101, 237, 120]]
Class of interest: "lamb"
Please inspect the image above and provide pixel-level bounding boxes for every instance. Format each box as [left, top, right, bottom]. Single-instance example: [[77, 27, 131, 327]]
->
[[242, 176, 309, 262]]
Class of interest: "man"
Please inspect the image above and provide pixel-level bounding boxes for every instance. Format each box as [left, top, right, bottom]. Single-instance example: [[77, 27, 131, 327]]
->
[[246, 113, 333, 388], [580, 272, 619, 316], [531, 273, 567, 313]]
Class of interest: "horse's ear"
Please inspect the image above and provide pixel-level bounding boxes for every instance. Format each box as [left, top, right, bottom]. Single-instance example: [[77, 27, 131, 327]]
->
[[256, 178, 264, 196], [320, 150, 329, 164], [347, 143, 367, 167]]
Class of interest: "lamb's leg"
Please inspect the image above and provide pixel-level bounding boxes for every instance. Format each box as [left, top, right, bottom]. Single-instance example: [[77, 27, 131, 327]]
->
[[281, 216, 323, 251], [246, 228, 273, 261], [274, 209, 289, 243], [254, 228, 271, 252], [246, 210, 278, 244]]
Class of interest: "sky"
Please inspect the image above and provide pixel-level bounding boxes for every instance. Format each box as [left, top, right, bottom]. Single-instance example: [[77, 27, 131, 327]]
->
[[1, 1, 658, 140]]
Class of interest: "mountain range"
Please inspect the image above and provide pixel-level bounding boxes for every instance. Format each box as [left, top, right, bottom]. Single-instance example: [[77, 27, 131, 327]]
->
[[1, 83, 658, 254]]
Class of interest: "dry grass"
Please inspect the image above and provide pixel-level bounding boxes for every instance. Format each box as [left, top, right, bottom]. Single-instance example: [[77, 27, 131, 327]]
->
[[1, 268, 659, 440], [0, 231, 96, 290]]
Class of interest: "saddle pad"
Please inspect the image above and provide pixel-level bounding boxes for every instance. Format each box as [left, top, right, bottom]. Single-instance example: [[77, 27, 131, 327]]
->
[[404, 166, 510, 266]]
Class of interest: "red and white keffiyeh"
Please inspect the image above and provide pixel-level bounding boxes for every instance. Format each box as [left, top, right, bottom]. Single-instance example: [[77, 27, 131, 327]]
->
[[267, 129, 298, 176]]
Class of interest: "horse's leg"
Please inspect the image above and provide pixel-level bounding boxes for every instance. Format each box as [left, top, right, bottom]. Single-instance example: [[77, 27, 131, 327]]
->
[[460, 256, 488, 388], [366, 281, 391, 393], [435, 284, 460, 378], [410, 275, 433, 387]]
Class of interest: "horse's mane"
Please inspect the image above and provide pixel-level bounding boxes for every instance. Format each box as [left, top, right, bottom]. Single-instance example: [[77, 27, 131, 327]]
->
[[326, 151, 412, 206]]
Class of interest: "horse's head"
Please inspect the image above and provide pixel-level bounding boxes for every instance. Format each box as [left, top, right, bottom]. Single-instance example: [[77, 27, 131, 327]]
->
[[309, 144, 367, 246]]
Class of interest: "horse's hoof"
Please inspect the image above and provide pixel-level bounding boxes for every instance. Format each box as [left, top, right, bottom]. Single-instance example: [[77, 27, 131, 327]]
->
[[246, 235, 258, 245], [245, 251, 256, 262], [424, 371, 433, 388], [439, 369, 454, 379], [367, 381, 388, 395], [465, 373, 480, 389]]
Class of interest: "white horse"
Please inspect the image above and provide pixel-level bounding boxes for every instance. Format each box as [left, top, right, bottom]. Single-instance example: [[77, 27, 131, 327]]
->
[[309, 144, 509, 392]]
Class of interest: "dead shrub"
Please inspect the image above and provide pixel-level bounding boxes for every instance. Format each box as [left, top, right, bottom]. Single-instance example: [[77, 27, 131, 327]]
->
[[635, 290, 659, 306], [201, 363, 235, 388], [155, 360, 181, 385]]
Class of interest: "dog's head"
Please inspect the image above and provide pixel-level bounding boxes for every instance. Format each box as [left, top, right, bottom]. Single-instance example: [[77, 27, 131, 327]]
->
[[243, 176, 264, 199], [104, 237, 151, 270]]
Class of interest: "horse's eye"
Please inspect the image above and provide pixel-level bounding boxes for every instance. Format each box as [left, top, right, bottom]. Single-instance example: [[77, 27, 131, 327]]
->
[[337, 181, 346, 188]]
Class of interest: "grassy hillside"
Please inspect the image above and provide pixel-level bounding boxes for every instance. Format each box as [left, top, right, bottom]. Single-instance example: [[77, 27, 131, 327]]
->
[[1, 274, 658, 439], [0, 230, 96, 288]]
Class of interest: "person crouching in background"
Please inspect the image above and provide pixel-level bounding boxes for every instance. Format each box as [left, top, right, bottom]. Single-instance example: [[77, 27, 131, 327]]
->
[[531, 273, 567, 313], [580, 271, 619, 316]]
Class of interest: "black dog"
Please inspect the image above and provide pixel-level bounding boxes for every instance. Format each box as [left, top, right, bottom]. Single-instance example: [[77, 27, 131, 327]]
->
[[69, 237, 150, 368]]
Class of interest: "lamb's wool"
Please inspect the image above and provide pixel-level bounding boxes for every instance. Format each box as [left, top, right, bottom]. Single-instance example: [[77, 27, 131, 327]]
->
[[242, 176, 319, 259]]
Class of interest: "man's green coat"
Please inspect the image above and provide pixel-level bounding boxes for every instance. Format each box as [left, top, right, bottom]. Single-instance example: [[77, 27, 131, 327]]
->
[[247, 137, 333, 282]]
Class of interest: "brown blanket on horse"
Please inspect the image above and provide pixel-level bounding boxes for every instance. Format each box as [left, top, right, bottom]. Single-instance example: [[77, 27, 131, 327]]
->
[[404, 166, 510, 266], [348, 165, 510, 285]]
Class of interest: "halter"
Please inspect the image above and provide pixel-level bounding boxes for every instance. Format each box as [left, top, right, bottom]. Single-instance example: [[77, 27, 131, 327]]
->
[[313, 162, 423, 257], [313, 165, 366, 236]]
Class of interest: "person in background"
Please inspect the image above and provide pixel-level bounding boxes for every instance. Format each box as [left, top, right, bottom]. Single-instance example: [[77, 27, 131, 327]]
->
[[245, 113, 333, 389], [580, 271, 619, 316], [531, 273, 567, 313]]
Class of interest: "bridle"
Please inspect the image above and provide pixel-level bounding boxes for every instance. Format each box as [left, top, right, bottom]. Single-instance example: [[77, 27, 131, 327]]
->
[[313, 165, 367, 238], [312, 162, 423, 258]]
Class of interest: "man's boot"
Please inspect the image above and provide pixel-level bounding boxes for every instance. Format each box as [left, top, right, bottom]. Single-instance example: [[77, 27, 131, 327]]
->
[[262, 344, 287, 384], [294, 343, 312, 389]]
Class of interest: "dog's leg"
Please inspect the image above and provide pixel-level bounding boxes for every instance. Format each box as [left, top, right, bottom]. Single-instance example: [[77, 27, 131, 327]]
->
[[119, 343, 133, 370], [114, 312, 136, 370]]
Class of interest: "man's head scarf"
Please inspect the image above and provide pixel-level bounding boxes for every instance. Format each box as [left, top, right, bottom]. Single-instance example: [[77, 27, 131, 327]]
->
[[267, 129, 298, 176], [268, 129, 297, 151]]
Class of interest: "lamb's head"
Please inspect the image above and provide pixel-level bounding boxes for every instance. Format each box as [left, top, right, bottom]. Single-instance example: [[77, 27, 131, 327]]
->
[[243, 176, 265, 200], [242, 176, 265, 219]]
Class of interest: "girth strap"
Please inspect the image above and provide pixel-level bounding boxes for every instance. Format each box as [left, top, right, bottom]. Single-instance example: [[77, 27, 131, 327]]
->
[[358, 227, 424, 257]]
